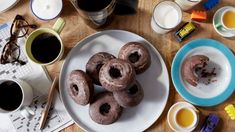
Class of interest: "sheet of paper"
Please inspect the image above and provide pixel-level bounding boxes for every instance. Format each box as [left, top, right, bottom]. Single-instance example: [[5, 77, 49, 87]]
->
[[0, 23, 74, 132]]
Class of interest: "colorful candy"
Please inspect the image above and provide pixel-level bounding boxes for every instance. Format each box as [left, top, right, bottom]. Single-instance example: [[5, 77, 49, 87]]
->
[[200, 113, 220, 132], [225, 104, 235, 120], [204, 0, 220, 11], [191, 10, 207, 21], [175, 22, 196, 42]]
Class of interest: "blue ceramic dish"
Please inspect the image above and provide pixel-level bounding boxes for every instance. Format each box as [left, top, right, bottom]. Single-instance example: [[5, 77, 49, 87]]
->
[[172, 38, 235, 106]]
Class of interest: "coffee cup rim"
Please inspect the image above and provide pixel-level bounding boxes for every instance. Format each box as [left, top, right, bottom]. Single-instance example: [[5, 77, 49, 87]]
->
[[25, 28, 64, 66], [0, 79, 24, 113], [173, 106, 198, 130], [220, 8, 235, 30]]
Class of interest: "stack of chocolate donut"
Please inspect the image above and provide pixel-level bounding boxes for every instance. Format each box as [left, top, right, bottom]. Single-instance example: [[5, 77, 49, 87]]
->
[[67, 42, 151, 125]]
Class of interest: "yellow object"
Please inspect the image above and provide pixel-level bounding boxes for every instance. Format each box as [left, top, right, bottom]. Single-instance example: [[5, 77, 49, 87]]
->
[[223, 11, 235, 28], [191, 10, 207, 21], [176, 108, 194, 127], [225, 104, 235, 120]]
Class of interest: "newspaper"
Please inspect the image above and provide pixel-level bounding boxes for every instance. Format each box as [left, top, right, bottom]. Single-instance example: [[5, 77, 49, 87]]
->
[[0, 23, 74, 132]]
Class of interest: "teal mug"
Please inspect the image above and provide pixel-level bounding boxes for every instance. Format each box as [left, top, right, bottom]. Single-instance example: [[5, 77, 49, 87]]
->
[[215, 7, 235, 36]]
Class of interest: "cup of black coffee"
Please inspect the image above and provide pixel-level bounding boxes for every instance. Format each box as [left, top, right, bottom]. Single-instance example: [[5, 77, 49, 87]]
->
[[0, 79, 34, 118], [25, 18, 65, 65], [114, 0, 139, 15], [70, 0, 116, 28]]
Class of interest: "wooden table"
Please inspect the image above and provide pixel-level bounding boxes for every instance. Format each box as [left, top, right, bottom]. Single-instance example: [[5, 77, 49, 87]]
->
[[1, 0, 235, 131]]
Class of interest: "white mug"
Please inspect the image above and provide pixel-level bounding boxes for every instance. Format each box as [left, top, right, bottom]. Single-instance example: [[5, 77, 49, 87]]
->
[[0, 79, 34, 119], [215, 8, 235, 35], [151, 1, 182, 34], [173, 106, 199, 130], [174, 0, 201, 11]]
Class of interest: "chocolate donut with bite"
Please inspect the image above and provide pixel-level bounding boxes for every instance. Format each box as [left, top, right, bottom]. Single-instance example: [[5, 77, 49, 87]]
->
[[181, 55, 209, 86], [118, 42, 151, 74], [113, 80, 144, 108], [99, 58, 136, 92], [67, 70, 94, 105], [89, 92, 123, 125], [86, 52, 116, 85]]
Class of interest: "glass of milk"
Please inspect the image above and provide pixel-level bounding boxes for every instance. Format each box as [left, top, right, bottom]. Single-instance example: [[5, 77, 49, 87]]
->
[[151, 1, 182, 34], [174, 0, 201, 11]]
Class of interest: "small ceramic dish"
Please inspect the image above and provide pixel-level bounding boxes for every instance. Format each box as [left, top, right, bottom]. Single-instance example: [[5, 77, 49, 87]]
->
[[30, 0, 63, 21]]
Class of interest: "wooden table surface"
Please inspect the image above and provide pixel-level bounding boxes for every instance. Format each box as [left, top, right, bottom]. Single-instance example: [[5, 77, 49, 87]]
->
[[1, 0, 235, 131]]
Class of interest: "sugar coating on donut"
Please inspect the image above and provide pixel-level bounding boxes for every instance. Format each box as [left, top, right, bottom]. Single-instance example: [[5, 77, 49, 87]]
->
[[99, 58, 136, 92], [89, 92, 123, 125], [86, 52, 116, 85], [67, 70, 94, 105], [118, 42, 151, 74], [181, 55, 209, 86], [113, 80, 144, 107]]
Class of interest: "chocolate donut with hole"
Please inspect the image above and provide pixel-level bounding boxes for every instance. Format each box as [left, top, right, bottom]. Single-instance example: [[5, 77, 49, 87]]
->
[[181, 55, 209, 87], [99, 58, 136, 92], [89, 92, 123, 125], [67, 70, 94, 105], [86, 52, 116, 85], [118, 42, 151, 74], [113, 80, 144, 108]]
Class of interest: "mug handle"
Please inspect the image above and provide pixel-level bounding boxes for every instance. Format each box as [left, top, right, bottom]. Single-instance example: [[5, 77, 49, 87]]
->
[[20, 106, 35, 119], [215, 23, 223, 29], [52, 18, 66, 34]]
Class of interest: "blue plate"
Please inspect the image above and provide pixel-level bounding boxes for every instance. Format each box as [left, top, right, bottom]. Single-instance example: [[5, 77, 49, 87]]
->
[[172, 39, 235, 106]]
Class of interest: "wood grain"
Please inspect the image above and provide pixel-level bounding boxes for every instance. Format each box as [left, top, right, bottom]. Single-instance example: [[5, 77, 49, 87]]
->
[[0, 0, 235, 131]]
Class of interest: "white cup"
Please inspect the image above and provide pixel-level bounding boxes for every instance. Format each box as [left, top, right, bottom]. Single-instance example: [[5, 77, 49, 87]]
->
[[0, 79, 34, 119], [174, 0, 201, 11], [173, 106, 199, 130], [215, 8, 235, 35], [151, 1, 182, 34]]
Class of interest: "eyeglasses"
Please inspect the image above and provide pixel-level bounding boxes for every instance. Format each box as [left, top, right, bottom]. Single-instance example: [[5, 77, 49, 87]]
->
[[0, 15, 37, 65]]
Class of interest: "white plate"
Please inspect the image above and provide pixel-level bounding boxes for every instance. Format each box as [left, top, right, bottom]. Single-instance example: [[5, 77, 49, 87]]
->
[[213, 6, 235, 37], [59, 30, 169, 132], [172, 39, 235, 106], [0, 0, 20, 13]]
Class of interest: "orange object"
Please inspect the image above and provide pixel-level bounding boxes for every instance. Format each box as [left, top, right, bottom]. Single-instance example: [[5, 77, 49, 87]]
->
[[191, 10, 207, 21]]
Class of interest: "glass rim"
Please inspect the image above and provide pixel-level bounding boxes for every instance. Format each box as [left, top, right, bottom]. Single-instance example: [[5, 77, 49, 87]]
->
[[152, 1, 182, 30], [75, 0, 116, 14]]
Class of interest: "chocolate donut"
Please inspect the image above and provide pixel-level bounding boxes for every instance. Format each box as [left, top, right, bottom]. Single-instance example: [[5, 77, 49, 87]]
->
[[89, 92, 123, 125], [118, 42, 151, 74], [113, 81, 144, 108], [67, 70, 94, 105], [86, 52, 116, 85], [99, 58, 136, 92], [181, 55, 209, 86]]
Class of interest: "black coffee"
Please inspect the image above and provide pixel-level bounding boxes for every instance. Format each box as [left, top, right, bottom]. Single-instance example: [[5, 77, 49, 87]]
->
[[114, 0, 138, 15], [0, 81, 23, 111], [77, 0, 112, 12], [31, 33, 61, 63]]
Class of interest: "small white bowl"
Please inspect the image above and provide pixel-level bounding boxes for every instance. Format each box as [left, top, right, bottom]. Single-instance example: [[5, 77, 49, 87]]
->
[[30, 0, 63, 21], [167, 102, 199, 132]]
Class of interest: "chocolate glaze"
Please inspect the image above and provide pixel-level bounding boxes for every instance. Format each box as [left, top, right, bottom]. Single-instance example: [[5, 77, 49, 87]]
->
[[86, 52, 116, 85], [99, 58, 136, 92], [89, 92, 123, 125], [67, 70, 94, 105], [118, 42, 151, 74], [113, 80, 144, 108], [181, 55, 209, 86]]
